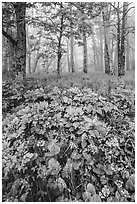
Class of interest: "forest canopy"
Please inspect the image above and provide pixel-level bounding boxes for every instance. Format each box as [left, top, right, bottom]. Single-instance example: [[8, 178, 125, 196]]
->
[[2, 2, 135, 78]]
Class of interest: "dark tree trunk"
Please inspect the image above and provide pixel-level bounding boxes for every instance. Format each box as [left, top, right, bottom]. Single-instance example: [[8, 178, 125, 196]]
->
[[117, 3, 121, 76], [83, 26, 88, 73], [104, 37, 110, 74], [57, 3, 63, 77], [118, 2, 128, 76], [2, 3, 17, 77], [14, 2, 26, 79], [57, 34, 62, 77], [70, 5, 75, 73]]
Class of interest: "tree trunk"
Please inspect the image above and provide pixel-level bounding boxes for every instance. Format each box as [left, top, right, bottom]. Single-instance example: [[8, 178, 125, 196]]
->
[[70, 4, 75, 73], [114, 45, 118, 76], [93, 43, 97, 71], [57, 37, 62, 77], [14, 2, 26, 79], [125, 35, 130, 70], [99, 26, 104, 71], [118, 2, 128, 76], [102, 5, 110, 74], [2, 4, 17, 76], [117, 3, 121, 76], [104, 37, 110, 74], [26, 25, 31, 74], [83, 26, 88, 73], [57, 3, 63, 77], [67, 39, 71, 72], [33, 50, 40, 73], [70, 23, 75, 73], [92, 32, 100, 71]]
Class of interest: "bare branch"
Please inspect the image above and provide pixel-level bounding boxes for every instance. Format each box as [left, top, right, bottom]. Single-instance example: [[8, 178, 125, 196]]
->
[[2, 29, 17, 46]]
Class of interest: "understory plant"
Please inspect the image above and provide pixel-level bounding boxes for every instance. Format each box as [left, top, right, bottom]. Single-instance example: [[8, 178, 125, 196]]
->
[[2, 80, 135, 202]]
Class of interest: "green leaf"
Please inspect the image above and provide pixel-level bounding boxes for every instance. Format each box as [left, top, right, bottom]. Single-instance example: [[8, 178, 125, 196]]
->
[[130, 174, 135, 184], [92, 129, 100, 137], [95, 125, 106, 135], [90, 194, 101, 202], [104, 164, 113, 175], [71, 151, 81, 160], [96, 108, 102, 115], [48, 142, 60, 155], [115, 191, 120, 201], [56, 177, 67, 191], [93, 114, 97, 124], [83, 115, 92, 123], [100, 175, 108, 185], [82, 191, 92, 201], [48, 158, 60, 171], [89, 130, 96, 138], [125, 179, 135, 191], [20, 192, 28, 202], [63, 96, 68, 103], [86, 183, 96, 195], [73, 161, 81, 170]]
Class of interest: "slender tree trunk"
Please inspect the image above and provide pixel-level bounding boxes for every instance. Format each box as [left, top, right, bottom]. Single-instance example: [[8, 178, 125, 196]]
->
[[102, 5, 110, 74], [104, 37, 110, 74], [114, 45, 118, 76], [46, 57, 56, 72], [70, 4, 75, 73], [26, 25, 31, 74], [14, 2, 26, 79], [57, 36, 62, 77], [70, 23, 75, 73], [33, 50, 40, 73], [67, 39, 71, 72], [93, 44, 97, 71], [57, 3, 63, 77], [92, 32, 100, 71], [83, 26, 88, 73], [28, 53, 31, 74], [117, 3, 121, 77], [99, 26, 104, 71], [125, 35, 130, 70]]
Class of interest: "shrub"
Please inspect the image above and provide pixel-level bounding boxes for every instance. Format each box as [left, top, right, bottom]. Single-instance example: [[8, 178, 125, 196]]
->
[[2, 84, 135, 202]]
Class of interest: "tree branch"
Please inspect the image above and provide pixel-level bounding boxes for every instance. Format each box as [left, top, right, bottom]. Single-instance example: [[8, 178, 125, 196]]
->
[[2, 29, 17, 46]]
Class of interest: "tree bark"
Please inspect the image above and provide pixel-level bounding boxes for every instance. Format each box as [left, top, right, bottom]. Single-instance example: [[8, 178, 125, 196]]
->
[[67, 39, 71, 72], [99, 25, 104, 71], [2, 3, 17, 76], [70, 5, 75, 73], [117, 3, 121, 76], [33, 50, 40, 73], [118, 2, 128, 76], [70, 23, 75, 73], [91, 32, 100, 71], [14, 2, 26, 79], [125, 35, 130, 70], [102, 4, 110, 74], [57, 3, 64, 77], [83, 26, 88, 73]]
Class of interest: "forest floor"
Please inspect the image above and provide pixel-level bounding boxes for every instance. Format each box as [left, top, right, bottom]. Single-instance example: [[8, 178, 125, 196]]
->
[[2, 70, 135, 202], [27, 70, 135, 88]]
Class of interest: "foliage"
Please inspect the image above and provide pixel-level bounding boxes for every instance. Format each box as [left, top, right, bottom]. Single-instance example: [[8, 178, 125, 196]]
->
[[2, 76, 135, 202]]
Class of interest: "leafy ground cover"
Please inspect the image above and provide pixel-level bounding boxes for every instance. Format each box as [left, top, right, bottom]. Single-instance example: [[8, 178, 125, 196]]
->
[[2, 72, 135, 202]]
